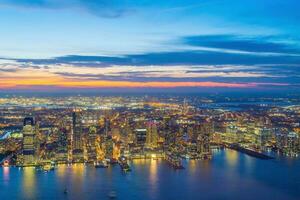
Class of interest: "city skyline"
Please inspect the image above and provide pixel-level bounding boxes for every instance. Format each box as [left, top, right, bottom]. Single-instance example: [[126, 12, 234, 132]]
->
[[0, 0, 300, 91], [1, 2, 300, 199]]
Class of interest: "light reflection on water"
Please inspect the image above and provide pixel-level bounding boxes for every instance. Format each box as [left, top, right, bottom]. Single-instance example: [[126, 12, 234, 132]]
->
[[0, 150, 300, 200], [225, 149, 238, 167], [149, 159, 158, 185], [22, 167, 36, 199], [3, 167, 10, 187]]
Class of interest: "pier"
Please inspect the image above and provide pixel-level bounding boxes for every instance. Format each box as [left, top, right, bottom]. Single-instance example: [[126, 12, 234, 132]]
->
[[228, 144, 274, 160], [165, 153, 184, 169]]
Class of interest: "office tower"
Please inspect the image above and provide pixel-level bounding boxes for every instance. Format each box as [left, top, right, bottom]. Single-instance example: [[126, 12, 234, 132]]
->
[[146, 121, 158, 149], [22, 117, 37, 166], [163, 117, 177, 145], [56, 128, 68, 163], [195, 120, 213, 159], [182, 98, 189, 115], [105, 136, 114, 160], [87, 126, 97, 162], [135, 128, 147, 147], [72, 112, 84, 162], [104, 117, 111, 136], [256, 127, 273, 150], [286, 132, 299, 157]]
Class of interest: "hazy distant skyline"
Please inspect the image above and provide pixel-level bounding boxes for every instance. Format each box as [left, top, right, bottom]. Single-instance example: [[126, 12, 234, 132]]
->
[[0, 0, 299, 91]]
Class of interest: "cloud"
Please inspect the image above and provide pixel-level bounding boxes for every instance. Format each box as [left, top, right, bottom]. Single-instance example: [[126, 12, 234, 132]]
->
[[0, 0, 133, 18], [9, 33, 300, 68], [1, 33, 300, 90], [182, 35, 300, 55]]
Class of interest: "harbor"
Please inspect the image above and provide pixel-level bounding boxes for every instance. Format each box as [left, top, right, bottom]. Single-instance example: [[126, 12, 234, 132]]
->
[[228, 144, 275, 160], [1, 149, 299, 200]]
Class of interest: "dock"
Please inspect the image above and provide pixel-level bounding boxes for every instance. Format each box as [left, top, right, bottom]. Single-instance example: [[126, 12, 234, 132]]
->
[[165, 153, 184, 169], [229, 144, 274, 160]]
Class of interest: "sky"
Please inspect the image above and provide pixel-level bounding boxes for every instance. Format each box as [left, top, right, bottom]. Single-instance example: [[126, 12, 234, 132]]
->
[[0, 0, 300, 92]]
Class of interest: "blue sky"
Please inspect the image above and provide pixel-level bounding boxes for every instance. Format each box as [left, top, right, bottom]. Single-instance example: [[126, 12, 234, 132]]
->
[[0, 0, 299, 91]]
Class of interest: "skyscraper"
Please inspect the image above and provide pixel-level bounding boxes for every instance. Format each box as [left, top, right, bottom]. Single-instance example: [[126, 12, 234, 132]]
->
[[87, 126, 97, 162], [146, 121, 158, 149], [72, 112, 84, 162], [22, 117, 37, 166], [56, 128, 68, 163], [135, 128, 147, 147]]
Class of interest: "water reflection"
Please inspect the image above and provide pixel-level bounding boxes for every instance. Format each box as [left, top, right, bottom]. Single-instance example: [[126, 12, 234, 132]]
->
[[71, 163, 85, 184], [1, 150, 299, 200], [56, 164, 67, 178], [244, 154, 254, 173], [225, 149, 238, 167], [149, 159, 158, 185], [22, 167, 36, 199], [132, 159, 147, 166], [188, 160, 197, 174], [3, 167, 10, 180], [199, 160, 211, 175], [3, 167, 10, 186]]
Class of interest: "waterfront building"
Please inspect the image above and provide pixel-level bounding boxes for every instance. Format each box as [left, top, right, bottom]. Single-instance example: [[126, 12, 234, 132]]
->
[[87, 126, 98, 162], [286, 132, 299, 157], [135, 128, 147, 147], [104, 136, 114, 160], [56, 128, 68, 163], [22, 117, 37, 166], [146, 121, 158, 149], [72, 112, 84, 162], [255, 128, 273, 150], [196, 121, 213, 159]]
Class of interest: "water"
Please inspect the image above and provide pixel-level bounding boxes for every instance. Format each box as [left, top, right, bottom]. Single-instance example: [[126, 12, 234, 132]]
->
[[1, 149, 300, 200]]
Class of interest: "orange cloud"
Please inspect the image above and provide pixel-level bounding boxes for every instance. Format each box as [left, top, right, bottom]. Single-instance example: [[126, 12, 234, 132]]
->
[[0, 76, 254, 89]]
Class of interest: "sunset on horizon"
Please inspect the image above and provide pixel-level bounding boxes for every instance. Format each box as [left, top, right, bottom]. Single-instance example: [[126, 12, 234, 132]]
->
[[0, 0, 299, 92], [1, 1, 300, 200]]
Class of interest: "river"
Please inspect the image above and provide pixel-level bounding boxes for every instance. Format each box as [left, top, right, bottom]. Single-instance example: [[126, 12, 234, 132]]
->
[[1, 149, 299, 200]]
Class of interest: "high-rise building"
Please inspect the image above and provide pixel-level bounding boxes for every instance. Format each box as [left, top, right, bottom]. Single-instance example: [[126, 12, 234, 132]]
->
[[104, 117, 111, 136], [104, 136, 114, 160], [87, 126, 97, 162], [22, 117, 37, 166], [146, 121, 158, 148], [135, 128, 147, 147], [195, 120, 213, 159], [286, 132, 299, 157], [56, 128, 68, 163], [72, 112, 84, 162]]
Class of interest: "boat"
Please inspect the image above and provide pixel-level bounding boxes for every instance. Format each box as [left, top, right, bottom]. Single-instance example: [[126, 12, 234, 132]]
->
[[63, 188, 68, 195], [108, 191, 117, 199], [120, 162, 131, 172], [119, 156, 131, 172], [42, 164, 55, 171], [3, 160, 9, 167], [94, 160, 109, 168]]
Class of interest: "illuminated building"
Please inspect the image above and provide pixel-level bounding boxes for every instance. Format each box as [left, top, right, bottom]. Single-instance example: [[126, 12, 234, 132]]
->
[[104, 136, 114, 160], [146, 121, 158, 149], [104, 117, 111, 136], [56, 128, 68, 163], [182, 98, 189, 115], [72, 112, 84, 162], [195, 121, 213, 159], [285, 132, 299, 157], [256, 128, 273, 149], [87, 126, 97, 162], [22, 117, 37, 166], [135, 128, 147, 148]]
